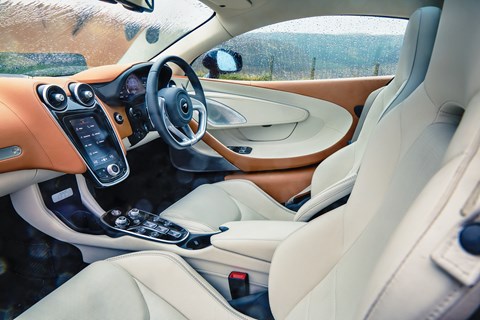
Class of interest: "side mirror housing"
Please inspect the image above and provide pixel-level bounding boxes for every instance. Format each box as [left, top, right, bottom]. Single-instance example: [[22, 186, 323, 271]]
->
[[202, 48, 242, 79]]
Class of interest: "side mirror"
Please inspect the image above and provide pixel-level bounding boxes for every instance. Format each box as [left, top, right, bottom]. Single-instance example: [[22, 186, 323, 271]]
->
[[202, 48, 242, 79]]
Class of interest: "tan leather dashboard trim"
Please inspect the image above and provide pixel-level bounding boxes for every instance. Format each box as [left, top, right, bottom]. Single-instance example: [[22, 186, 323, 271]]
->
[[36, 76, 133, 141], [225, 167, 315, 203], [0, 78, 86, 174], [102, 104, 133, 139]]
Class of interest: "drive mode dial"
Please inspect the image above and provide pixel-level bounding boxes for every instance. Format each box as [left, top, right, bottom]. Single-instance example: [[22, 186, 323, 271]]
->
[[115, 216, 128, 228], [106, 164, 120, 177], [128, 208, 140, 219]]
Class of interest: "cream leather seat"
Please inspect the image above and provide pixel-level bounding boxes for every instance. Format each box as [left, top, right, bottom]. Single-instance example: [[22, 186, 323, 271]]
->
[[160, 7, 442, 233], [18, 0, 480, 319]]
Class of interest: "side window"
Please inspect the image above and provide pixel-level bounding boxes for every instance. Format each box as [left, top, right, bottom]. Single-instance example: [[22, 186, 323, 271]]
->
[[192, 16, 408, 81]]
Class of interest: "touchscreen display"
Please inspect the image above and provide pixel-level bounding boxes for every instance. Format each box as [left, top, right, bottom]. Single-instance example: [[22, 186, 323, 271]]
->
[[70, 116, 119, 169]]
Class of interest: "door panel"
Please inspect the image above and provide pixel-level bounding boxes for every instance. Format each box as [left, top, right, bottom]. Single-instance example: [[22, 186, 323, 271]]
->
[[249, 76, 392, 117], [205, 92, 309, 128], [238, 123, 297, 141], [175, 76, 389, 172]]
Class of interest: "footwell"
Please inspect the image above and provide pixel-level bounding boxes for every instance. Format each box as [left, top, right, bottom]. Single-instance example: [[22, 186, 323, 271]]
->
[[0, 196, 86, 319]]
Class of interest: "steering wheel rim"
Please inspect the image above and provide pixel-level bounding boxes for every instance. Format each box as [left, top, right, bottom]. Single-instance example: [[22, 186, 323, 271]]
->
[[146, 55, 207, 150]]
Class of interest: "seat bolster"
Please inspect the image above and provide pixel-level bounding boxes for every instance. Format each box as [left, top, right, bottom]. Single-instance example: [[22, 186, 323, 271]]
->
[[18, 251, 252, 320], [295, 173, 356, 221], [161, 184, 243, 232], [269, 206, 345, 320], [17, 260, 150, 320], [134, 280, 189, 319], [108, 251, 252, 320], [216, 180, 295, 221], [162, 181, 294, 232], [310, 142, 356, 197]]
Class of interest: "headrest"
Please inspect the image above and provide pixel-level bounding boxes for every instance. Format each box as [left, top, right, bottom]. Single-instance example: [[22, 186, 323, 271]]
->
[[425, 0, 480, 109], [395, 6, 441, 83], [388, 6, 441, 112]]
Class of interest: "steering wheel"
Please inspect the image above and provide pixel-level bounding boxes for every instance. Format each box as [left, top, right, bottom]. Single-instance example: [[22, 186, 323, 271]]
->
[[146, 56, 207, 150]]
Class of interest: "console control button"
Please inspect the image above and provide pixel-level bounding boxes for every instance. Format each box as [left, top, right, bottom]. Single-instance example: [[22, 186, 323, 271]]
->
[[111, 209, 122, 217], [168, 230, 182, 239], [136, 227, 147, 235], [101, 209, 188, 244], [156, 225, 169, 234], [143, 221, 157, 229], [128, 208, 140, 219], [115, 216, 128, 228], [106, 164, 120, 177]]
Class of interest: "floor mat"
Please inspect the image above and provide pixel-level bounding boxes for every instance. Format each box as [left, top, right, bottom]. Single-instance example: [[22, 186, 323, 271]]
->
[[92, 138, 226, 214], [0, 196, 87, 319]]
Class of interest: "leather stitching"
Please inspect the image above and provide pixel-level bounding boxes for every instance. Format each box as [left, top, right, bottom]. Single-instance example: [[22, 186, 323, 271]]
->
[[424, 286, 463, 320], [439, 234, 472, 277], [133, 279, 189, 319]]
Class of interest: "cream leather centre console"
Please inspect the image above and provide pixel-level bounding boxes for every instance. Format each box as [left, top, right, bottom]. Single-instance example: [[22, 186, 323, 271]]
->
[[10, 174, 308, 300]]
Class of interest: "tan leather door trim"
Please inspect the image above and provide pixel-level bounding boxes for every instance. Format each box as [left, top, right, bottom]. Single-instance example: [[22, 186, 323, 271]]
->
[[225, 167, 315, 203], [193, 76, 390, 172], [248, 76, 392, 117]]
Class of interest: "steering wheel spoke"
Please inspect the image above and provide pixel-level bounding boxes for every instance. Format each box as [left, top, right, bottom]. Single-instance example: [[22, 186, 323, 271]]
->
[[146, 55, 208, 150], [182, 124, 195, 139]]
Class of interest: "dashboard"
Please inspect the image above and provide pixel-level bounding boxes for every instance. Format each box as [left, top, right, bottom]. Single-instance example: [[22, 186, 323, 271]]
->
[[0, 62, 173, 195], [93, 63, 174, 146], [37, 82, 129, 186], [95, 63, 172, 105]]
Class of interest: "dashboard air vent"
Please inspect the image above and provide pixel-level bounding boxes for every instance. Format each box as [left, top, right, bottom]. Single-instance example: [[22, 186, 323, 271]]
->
[[69, 83, 96, 107], [37, 85, 68, 111]]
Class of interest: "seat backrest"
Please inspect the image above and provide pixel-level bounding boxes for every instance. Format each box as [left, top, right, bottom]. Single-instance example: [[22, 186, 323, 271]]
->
[[271, 0, 480, 319], [296, 7, 441, 222]]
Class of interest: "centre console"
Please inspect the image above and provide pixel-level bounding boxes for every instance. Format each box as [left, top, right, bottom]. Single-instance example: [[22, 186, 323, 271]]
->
[[37, 82, 129, 186], [101, 208, 189, 244]]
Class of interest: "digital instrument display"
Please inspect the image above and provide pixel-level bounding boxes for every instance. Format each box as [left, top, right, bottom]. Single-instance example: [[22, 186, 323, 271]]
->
[[125, 73, 146, 96], [70, 116, 119, 169]]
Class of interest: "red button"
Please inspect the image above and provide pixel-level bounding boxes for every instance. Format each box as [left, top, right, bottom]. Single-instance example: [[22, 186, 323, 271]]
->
[[229, 271, 247, 280]]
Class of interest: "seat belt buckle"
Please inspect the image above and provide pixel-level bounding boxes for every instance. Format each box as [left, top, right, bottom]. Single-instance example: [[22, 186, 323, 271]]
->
[[228, 271, 249, 299]]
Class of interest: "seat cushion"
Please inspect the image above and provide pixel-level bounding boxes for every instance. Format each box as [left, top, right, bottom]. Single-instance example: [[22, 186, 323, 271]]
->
[[17, 251, 253, 320], [162, 180, 294, 232]]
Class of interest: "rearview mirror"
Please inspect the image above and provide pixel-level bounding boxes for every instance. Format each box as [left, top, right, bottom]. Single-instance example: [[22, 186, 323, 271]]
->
[[112, 0, 154, 13], [202, 48, 243, 79]]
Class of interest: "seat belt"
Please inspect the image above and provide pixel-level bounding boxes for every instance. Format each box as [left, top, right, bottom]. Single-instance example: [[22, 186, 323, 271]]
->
[[350, 87, 384, 143]]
